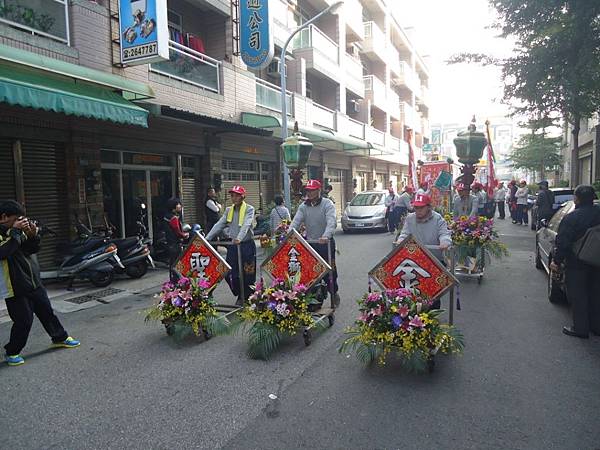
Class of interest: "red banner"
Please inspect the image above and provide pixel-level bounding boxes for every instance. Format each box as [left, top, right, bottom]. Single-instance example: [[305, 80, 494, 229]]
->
[[369, 235, 457, 300], [419, 161, 451, 210], [261, 229, 331, 289], [175, 233, 231, 290]]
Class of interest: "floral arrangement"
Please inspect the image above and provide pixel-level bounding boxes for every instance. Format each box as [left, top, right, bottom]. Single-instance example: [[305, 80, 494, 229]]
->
[[444, 215, 509, 269], [145, 277, 230, 340], [239, 277, 318, 359], [260, 220, 291, 256], [339, 289, 464, 372]]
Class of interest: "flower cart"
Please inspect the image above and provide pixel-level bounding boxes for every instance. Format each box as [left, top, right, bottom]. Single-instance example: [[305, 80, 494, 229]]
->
[[145, 232, 236, 340], [341, 235, 463, 373], [239, 229, 336, 359]]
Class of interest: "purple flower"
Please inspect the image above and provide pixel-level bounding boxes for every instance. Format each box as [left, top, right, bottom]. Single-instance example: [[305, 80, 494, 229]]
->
[[267, 301, 277, 311], [198, 279, 210, 289], [173, 296, 184, 307], [391, 315, 402, 330], [367, 292, 381, 303], [293, 284, 307, 293], [178, 277, 190, 288], [162, 281, 174, 291]]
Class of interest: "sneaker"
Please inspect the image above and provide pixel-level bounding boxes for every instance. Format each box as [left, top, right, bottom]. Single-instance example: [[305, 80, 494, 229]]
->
[[52, 337, 80, 349], [6, 354, 25, 366]]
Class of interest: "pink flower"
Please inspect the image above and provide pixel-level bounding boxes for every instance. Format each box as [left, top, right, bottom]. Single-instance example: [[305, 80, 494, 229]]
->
[[409, 315, 425, 328], [293, 284, 307, 293], [358, 312, 369, 322], [367, 293, 381, 303], [198, 279, 210, 289], [272, 290, 286, 301], [399, 305, 410, 318], [370, 305, 384, 317]]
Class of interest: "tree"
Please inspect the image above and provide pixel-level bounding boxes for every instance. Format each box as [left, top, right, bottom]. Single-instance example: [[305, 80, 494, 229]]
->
[[449, 1, 600, 185], [510, 119, 562, 181]]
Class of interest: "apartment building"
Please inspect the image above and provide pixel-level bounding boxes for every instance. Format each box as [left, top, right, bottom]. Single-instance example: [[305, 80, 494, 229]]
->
[[0, 0, 430, 268], [563, 116, 600, 186]]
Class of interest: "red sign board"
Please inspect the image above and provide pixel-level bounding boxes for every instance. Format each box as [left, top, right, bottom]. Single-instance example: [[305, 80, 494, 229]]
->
[[420, 161, 451, 210], [261, 229, 332, 289], [175, 233, 232, 290], [369, 235, 458, 300]]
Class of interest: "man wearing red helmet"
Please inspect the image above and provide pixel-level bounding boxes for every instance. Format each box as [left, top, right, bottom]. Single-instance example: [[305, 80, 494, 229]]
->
[[206, 185, 256, 305], [291, 179, 340, 307], [452, 183, 478, 217]]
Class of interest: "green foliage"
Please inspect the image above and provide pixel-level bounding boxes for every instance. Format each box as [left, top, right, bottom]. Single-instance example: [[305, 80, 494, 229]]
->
[[558, 180, 570, 188], [246, 321, 283, 360], [509, 119, 562, 178], [0, 4, 55, 33]]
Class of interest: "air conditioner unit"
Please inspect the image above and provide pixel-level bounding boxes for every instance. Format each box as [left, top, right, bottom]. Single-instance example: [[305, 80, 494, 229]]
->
[[267, 58, 287, 78], [349, 100, 360, 113], [349, 44, 361, 58]]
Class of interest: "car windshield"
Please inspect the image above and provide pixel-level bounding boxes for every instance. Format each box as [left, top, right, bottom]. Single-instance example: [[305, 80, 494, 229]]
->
[[350, 193, 384, 206]]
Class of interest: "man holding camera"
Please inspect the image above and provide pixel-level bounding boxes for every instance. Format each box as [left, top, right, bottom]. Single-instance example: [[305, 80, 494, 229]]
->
[[0, 200, 79, 366]]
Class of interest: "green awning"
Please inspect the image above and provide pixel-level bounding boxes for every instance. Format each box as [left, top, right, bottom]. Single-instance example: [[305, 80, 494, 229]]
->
[[0, 43, 154, 100], [0, 63, 149, 127], [241, 112, 391, 156]]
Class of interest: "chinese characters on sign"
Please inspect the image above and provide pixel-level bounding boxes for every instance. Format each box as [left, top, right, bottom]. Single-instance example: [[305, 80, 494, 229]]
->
[[118, 0, 169, 65], [369, 235, 457, 300], [420, 161, 452, 211], [262, 229, 331, 290], [240, 0, 274, 70], [175, 233, 231, 291]]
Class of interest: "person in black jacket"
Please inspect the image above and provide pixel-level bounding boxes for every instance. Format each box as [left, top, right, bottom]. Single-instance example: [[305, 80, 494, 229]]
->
[[0, 200, 80, 366], [550, 185, 600, 338], [535, 180, 555, 229]]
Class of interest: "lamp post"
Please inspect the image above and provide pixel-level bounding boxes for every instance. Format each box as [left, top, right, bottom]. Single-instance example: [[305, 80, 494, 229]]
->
[[453, 116, 487, 188], [280, 0, 344, 208]]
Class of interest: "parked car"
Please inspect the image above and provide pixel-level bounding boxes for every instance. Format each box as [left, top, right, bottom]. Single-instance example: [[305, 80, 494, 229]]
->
[[530, 188, 575, 230], [341, 191, 388, 233], [535, 199, 599, 303]]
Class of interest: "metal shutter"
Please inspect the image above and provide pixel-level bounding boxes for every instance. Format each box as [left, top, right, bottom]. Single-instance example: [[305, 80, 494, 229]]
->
[[22, 141, 69, 270], [182, 176, 198, 225], [259, 162, 274, 208], [222, 180, 261, 210], [0, 139, 16, 199]]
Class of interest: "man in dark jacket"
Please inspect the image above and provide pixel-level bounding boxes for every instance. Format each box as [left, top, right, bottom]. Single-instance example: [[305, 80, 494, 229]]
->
[[535, 180, 555, 228], [163, 198, 189, 281], [550, 185, 600, 338], [0, 200, 79, 366]]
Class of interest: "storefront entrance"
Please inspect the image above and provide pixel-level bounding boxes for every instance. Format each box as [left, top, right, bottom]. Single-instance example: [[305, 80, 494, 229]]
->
[[101, 150, 175, 239]]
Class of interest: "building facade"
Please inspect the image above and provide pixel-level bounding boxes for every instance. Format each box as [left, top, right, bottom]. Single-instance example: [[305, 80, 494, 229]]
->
[[563, 115, 600, 187], [0, 0, 430, 269]]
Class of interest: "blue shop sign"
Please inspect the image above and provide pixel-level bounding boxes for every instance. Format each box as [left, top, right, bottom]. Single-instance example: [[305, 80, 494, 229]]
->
[[119, 0, 169, 65], [240, 0, 274, 70]]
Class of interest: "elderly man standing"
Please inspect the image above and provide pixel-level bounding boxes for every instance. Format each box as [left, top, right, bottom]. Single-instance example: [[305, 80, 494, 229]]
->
[[205, 185, 256, 305], [494, 182, 507, 220], [452, 183, 479, 217], [291, 179, 340, 307]]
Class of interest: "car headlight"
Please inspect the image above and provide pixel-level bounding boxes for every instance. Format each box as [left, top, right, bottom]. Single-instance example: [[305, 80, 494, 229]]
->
[[374, 211, 385, 218]]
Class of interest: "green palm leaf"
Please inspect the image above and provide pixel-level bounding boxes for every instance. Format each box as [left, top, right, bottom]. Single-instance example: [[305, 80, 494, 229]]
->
[[247, 322, 282, 360]]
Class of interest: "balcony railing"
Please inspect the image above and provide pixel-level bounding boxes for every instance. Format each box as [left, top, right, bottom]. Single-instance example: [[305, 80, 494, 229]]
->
[[255, 78, 293, 113], [364, 21, 385, 45], [0, 0, 69, 44], [347, 117, 366, 139], [312, 102, 336, 130], [150, 41, 220, 93], [366, 126, 385, 146], [345, 54, 363, 82], [293, 25, 339, 63]]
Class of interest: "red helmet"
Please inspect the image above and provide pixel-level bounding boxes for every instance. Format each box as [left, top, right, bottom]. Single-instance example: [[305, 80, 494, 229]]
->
[[456, 182, 469, 191], [305, 179, 322, 191], [405, 186, 414, 193], [412, 193, 432, 207], [228, 185, 246, 196]]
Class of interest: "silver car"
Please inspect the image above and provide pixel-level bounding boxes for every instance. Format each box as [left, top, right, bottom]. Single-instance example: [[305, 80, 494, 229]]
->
[[341, 191, 388, 232]]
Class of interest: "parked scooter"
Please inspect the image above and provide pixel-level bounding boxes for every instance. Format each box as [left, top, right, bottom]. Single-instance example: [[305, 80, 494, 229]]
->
[[146, 207, 202, 265], [38, 221, 123, 288]]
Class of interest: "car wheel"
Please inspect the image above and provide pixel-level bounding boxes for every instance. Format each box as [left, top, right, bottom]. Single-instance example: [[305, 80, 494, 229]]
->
[[535, 239, 544, 270], [548, 268, 567, 304], [342, 228, 351, 234]]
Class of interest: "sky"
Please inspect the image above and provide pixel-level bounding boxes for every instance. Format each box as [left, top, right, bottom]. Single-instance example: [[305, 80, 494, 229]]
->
[[395, 0, 516, 125]]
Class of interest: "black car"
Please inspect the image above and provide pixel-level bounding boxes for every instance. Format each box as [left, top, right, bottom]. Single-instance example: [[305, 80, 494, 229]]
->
[[535, 199, 599, 303], [530, 188, 574, 230]]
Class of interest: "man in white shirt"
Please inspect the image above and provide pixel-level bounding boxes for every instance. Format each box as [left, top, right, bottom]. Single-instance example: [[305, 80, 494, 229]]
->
[[205, 187, 222, 233], [494, 182, 507, 220]]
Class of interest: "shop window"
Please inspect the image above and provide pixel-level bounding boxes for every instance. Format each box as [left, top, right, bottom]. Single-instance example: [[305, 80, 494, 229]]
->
[[123, 152, 173, 167], [0, 0, 69, 44]]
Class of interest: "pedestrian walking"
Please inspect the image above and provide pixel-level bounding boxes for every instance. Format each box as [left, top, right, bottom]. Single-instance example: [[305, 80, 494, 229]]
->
[[205, 187, 221, 234], [452, 183, 478, 217], [396, 186, 413, 227], [205, 186, 256, 306], [515, 180, 529, 225], [323, 185, 336, 204], [163, 198, 189, 281], [0, 200, 80, 367], [269, 195, 291, 235], [472, 182, 487, 216], [508, 180, 518, 222], [495, 182, 507, 219], [535, 180, 555, 228], [385, 188, 399, 233], [550, 185, 600, 338], [291, 179, 340, 307]]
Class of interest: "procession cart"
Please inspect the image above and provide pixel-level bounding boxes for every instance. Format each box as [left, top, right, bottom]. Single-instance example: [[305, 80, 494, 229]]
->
[[453, 244, 486, 285]]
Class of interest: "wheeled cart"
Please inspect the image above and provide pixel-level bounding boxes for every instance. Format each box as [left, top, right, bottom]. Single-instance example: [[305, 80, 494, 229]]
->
[[453, 245, 486, 284]]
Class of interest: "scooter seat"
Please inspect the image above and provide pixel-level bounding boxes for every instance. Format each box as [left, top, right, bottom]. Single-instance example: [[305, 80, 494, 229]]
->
[[58, 237, 107, 255], [112, 237, 140, 251]]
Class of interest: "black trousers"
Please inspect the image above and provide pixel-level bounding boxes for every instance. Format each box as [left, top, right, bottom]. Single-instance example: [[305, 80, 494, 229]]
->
[[497, 201, 505, 219], [565, 259, 600, 335], [4, 287, 68, 356], [516, 204, 528, 224], [226, 240, 256, 303], [310, 239, 339, 294]]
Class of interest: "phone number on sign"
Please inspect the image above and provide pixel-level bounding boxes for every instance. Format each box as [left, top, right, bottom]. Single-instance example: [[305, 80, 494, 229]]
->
[[123, 43, 157, 61]]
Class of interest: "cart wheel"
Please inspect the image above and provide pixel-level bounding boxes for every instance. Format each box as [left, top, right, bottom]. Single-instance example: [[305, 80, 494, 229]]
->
[[203, 329, 212, 341], [303, 329, 312, 346], [165, 324, 175, 336], [427, 357, 435, 373], [328, 314, 335, 327]]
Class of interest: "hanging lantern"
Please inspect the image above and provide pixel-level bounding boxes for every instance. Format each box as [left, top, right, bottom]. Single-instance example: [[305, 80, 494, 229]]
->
[[281, 122, 313, 170], [453, 116, 487, 165]]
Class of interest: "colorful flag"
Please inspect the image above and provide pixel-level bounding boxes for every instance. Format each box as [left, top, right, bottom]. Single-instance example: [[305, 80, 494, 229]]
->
[[485, 121, 497, 197], [407, 131, 418, 189]]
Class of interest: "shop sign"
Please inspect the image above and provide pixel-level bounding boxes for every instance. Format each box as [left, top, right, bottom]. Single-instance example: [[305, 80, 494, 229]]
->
[[175, 233, 232, 290], [119, 0, 169, 65], [261, 229, 332, 290], [240, 0, 274, 70], [423, 143, 434, 153], [369, 235, 458, 300]]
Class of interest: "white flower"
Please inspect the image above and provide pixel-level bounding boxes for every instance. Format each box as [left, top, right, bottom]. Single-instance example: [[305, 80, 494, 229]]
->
[[276, 303, 289, 317]]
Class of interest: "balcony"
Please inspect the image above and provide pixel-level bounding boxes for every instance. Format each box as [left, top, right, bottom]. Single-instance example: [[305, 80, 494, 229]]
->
[[293, 25, 340, 81], [391, 61, 419, 93], [366, 126, 385, 147], [401, 101, 419, 130], [255, 78, 293, 114], [345, 54, 365, 98], [344, 0, 364, 42], [388, 89, 401, 120], [364, 75, 387, 113], [362, 22, 387, 62], [312, 102, 336, 130], [346, 117, 366, 139], [417, 84, 430, 106], [0, 0, 69, 44], [150, 41, 220, 93], [388, 45, 401, 77]]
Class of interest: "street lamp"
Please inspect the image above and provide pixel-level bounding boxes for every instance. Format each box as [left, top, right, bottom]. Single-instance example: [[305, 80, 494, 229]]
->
[[453, 116, 487, 188], [280, 0, 345, 208]]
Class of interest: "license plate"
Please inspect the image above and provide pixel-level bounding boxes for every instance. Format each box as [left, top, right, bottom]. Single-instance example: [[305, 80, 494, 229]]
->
[[113, 254, 125, 269], [355, 223, 365, 227]]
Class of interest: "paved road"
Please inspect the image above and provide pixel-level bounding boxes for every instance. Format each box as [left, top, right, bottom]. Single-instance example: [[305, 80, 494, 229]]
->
[[1, 220, 599, 450]]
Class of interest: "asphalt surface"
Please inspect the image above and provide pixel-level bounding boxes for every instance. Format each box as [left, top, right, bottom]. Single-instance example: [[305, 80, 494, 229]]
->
[[1, 220, 599, 450]]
